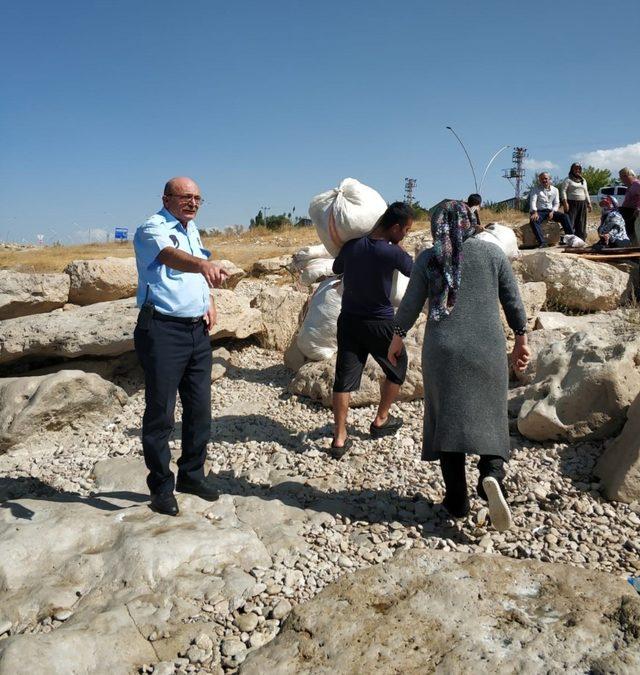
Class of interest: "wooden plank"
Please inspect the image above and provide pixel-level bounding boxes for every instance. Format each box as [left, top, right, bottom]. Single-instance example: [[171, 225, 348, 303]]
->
[[571, 252, 640, 261], [561, 246, 640, 255]]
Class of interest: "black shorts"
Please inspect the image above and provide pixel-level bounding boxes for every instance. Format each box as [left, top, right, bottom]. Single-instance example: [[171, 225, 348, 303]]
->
[[333, 312, 408, 393]]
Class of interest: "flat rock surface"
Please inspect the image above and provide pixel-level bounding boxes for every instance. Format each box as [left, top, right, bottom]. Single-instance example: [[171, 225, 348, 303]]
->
[[0, 291, 262, 368], [1, 345, 639, 674], [242, 549, 640, 674]]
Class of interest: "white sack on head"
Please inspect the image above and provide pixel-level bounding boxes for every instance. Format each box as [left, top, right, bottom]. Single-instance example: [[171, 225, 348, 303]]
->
[[390, 271, 410, 308], [299, 259, 335, 286], [309, 178, 387, 257], [297, 278, 343, 361], [475, 223, 521, 260]]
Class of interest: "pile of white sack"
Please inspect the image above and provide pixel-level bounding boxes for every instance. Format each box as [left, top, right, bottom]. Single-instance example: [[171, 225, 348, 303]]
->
[[292, 178, 413, 361], [292, 181, 523, 363]]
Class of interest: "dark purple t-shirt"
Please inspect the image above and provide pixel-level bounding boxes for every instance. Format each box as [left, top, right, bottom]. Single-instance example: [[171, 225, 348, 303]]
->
[[333, 236, 413, 319]]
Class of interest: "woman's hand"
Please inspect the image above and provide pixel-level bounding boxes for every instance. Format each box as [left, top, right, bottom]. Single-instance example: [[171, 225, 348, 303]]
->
[[388, 334, 404, 367], [511, 335, 531, 372]]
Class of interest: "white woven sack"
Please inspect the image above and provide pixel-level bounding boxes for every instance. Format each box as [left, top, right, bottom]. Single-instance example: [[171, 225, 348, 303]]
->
[[296, 278, 343, 361], [308, 178, 387, 257], [292, 244, 332, 269], [390, 271, 410, 308], [562, 234, 586, 248], [300, 258, 335, 286], [475, 223, 521, 260]]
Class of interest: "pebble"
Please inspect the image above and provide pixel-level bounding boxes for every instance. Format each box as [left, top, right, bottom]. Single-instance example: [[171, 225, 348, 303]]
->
[[220, 638, 247, 658], [235, 612, 259, 633], [271, 599, 292, 621], [53, 609, 73, 622]]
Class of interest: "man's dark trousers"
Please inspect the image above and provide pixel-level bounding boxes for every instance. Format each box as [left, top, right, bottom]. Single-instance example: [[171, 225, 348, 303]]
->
[[530, 209, 574, 244], [134, 316, 212, 495]]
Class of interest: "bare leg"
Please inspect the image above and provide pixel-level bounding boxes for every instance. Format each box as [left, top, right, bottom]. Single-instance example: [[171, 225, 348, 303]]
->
[[332, 392, 350, 446], [373, 379, 401, 427]]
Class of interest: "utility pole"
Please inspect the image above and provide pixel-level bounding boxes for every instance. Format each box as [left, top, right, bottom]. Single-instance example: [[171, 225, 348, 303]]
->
[[404, 178, 417, 205], [260, 206, 270, 225], [502, 147, 527, 209]]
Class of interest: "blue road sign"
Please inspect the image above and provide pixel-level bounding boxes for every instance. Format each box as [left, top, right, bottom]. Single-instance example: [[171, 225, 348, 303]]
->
[[114, 227, 128, 241]]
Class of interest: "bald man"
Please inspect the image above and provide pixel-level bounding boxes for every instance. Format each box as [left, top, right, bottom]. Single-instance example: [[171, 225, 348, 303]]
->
[[133, 177, 227, 516]]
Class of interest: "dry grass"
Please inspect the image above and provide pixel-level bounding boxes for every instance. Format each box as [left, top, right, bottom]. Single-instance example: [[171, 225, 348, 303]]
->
[[1, 208, 586, 273]]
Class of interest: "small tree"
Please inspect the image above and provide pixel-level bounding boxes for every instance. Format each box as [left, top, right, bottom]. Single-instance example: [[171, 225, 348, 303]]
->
[[410, 201, 430, 221], [249, 210, 265, 229], [581, 166, 613, 196]]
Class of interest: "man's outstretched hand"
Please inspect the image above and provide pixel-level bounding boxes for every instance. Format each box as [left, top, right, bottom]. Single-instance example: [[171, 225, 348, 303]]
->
[[200, 261, 229, 288]]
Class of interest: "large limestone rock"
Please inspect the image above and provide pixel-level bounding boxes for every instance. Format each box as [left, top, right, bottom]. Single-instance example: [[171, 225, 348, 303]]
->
[[250, 287, 308, 352], [596, 392, 640, 503], [214, 259, 246, 289], [0, 371, 127, 451], [515, 250, 632, 311], [242, 549, 640, 674], [534, 308, 640, 332], [0, 456, 316, 674], [251, 256, 293, 277], [64, 257, 137, 305], [289, 315, 426, 407], [502, 281, 546, 341], [0, 291, 261, 368], [517, 329, 640, 441], [515, 219, 563, 247], [0, 270, 69, 320]]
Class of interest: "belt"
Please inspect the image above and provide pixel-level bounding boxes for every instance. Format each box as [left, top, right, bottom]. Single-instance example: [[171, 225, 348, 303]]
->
[[153, 310, 203, 324]]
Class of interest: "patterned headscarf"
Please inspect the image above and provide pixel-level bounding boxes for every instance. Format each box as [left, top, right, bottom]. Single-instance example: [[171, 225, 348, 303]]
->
[[427, 200, 477, 321]]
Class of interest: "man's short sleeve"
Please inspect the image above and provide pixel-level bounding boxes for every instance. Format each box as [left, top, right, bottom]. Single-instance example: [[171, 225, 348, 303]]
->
[[395, 247, 414, 277], [134, 222, 174, 269]]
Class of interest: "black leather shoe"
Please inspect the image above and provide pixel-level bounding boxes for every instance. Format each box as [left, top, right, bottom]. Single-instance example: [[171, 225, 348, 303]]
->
[[175, 477, 219, 501], [150, 491, 179, 516]]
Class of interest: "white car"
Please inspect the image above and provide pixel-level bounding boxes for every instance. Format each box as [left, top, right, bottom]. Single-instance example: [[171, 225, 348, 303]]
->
[[591, 185, 628, 205]]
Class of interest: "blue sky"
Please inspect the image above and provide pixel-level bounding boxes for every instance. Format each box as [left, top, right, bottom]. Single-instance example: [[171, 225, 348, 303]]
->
[[1, 0, 638, 243]]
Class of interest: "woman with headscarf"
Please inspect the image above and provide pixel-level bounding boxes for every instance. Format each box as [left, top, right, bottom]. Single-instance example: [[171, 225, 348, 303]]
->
[[596, 196, 631, 249], [560, 163, 592, 241], [388, 201, 529, 531]]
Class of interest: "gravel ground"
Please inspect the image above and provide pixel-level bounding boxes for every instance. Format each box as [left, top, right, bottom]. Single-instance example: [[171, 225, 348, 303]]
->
[[1, 344, 639, 673]]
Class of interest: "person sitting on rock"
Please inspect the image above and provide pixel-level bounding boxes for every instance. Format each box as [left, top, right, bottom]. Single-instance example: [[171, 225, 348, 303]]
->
[[596, 196, 631, 249], [330, 202, 415, 459], [529, 172, 575, 247]]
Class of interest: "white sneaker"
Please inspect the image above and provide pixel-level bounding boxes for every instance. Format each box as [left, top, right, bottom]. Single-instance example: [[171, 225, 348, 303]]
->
[[482, 477, 513, 532]]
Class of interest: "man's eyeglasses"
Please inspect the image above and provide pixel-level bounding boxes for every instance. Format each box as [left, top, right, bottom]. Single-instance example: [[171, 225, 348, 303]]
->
[[166, 193, 204, 205]]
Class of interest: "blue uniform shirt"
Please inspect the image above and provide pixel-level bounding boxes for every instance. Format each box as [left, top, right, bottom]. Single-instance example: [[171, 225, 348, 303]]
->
[[134, 208, 212, 317]]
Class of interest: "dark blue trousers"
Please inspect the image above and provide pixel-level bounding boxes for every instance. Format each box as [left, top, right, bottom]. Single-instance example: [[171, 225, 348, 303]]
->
[[530, 209, 574, 245], [134, 316, 212, 495]]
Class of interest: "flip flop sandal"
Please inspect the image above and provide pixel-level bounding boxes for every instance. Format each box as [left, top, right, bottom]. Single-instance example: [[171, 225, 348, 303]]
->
[[329, 437, 352, 460], [370, 415, 403, 438]]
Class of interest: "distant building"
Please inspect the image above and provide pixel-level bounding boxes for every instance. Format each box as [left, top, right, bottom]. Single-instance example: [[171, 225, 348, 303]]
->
[[296, 217, 313, 228]]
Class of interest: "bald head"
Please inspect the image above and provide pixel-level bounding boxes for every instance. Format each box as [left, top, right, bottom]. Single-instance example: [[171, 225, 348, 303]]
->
[[162, 176, 202, 225], [164, 176, 200, 196]]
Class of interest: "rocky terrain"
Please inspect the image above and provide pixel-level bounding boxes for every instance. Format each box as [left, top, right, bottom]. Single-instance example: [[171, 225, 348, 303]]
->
[[0, 242, 639, 674]]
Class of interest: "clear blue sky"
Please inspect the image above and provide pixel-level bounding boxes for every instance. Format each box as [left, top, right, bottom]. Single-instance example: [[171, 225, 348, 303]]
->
[[1, 0, 638, 243]]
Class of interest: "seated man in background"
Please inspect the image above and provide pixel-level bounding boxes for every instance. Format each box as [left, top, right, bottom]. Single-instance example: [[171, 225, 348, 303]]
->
[[330, 202, 414, 459], [596, 196, 631, 249], [529, 172, 575, 247], [618, 167, 640, 244]]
